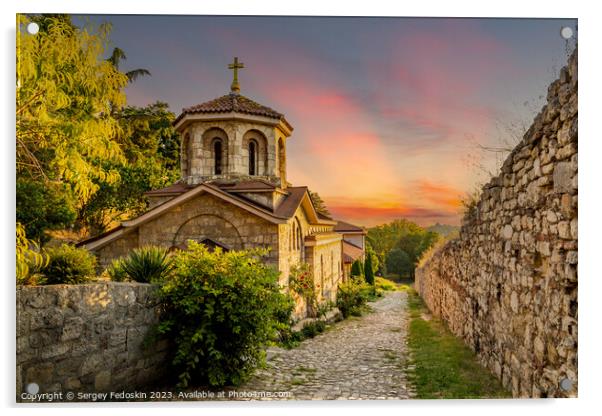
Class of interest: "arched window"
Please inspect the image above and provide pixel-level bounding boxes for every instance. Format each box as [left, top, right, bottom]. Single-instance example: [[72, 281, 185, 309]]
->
[[213, 139, 222, 175], [248, 140, 257, 175]]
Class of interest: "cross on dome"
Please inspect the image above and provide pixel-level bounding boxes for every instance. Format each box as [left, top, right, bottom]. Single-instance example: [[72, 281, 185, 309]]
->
[[228, 57, 244, 93]]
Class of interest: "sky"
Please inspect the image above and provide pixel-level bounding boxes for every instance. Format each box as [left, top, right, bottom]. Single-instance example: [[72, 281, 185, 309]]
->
[[77, 15, 576, 227]]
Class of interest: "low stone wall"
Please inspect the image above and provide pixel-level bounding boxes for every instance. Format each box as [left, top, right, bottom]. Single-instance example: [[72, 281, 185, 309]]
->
[[415, 50, 577, 398], [16, 282, 169, 400]]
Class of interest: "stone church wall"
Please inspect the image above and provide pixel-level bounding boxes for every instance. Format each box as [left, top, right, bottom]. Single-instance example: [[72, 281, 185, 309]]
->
[[306, 234, 344, 305], [96, 229, 139, 270], [17, 283, 168, 399], [183, 120, 281, 184], [415, 50, 577, 398], [94, 193, 280, 269]]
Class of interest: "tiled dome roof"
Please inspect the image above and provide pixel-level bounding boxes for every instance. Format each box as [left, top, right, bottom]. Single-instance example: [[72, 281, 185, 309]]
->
[[182, 93, 284, 120]]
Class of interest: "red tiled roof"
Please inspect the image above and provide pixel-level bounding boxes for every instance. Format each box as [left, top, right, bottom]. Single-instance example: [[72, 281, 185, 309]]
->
[[176, 93, 292, 131], [144, 182, 193, 196], [334, 220, 365, 233], [343, 240, 364, 263]]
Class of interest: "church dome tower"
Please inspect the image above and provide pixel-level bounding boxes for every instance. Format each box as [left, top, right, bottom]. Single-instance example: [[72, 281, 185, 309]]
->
[[173, 57, 293, 189]]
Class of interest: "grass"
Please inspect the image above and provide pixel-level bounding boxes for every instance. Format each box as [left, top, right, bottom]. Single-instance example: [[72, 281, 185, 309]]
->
[[406, 288, 511, 399]]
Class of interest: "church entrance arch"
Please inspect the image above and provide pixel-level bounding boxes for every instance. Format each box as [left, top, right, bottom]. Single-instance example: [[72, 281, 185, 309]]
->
[[172, 214, 244, 251]]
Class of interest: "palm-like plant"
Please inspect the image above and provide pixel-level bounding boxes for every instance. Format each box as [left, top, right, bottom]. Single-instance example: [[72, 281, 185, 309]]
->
[[120, 246, 173, 283], [107, 47, 151, 83]]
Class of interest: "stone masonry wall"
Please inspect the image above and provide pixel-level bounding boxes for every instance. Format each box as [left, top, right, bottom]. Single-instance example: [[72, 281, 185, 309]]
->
[[415, 50, 577, 398], [17, 283, 168, 400], [94, 192, 280, 269]]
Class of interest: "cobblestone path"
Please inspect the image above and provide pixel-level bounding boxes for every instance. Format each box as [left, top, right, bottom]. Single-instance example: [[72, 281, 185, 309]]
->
[[237, 291, 413, 400]]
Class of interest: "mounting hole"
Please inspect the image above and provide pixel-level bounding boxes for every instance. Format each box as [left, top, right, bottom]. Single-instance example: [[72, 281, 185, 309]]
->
[[26, 22, 39, 35], [560, 378, 573, 391], [560, 26, 573, 40], [25, 382, 39, 394]]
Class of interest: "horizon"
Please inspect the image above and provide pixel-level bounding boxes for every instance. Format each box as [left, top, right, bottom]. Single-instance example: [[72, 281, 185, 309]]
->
[[75, 15, 576, 227]]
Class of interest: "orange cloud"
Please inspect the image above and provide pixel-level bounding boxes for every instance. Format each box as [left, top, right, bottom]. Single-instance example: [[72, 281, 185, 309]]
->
[[411, 180, 464, 210], [325, 199, 461, 228]]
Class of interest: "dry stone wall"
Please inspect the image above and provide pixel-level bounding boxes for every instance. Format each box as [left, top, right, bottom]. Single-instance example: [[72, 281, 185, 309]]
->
[[16, 283, 168, 400], [415, 49, 577, 398]]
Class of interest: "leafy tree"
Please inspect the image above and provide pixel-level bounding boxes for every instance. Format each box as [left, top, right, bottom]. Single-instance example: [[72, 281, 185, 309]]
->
[[367, 219, 424, 272], [364, 252, 375, 285], [368, 219, 440, 279], [386, 248, 413, 278], [17, 15, 128, 203], [78, 102, 180, 233], [16, 178, 77, 244], [398, 230, 440, 276]]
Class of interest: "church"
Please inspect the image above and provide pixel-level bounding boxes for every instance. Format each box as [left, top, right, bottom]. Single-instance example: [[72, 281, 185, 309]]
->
[[80, 58, 365, 317]]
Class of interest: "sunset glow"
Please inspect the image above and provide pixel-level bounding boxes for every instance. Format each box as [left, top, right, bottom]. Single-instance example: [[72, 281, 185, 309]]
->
[[87, 15, 576, 227]]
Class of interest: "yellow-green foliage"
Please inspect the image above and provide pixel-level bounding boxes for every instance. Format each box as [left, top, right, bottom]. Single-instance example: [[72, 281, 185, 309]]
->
[[336, 277, 370, 318], [16, 15, 128, 203], [16, 222, 48, 285], [375, 276, 399, 292], [41, 244, 97, 284]]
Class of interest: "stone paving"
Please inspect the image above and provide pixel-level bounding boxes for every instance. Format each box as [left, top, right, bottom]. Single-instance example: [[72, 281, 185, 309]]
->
[[234, 291, 413, 400]]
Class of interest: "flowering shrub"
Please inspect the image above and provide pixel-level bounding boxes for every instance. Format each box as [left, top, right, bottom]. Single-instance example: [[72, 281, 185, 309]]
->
[[337, 277, 370, 318], [289, 262, 318, 315]]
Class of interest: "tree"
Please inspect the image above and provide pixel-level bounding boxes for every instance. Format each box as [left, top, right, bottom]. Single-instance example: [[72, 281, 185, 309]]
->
[[16, 178, 77, 244], [350, 260, 363, 277], [367, 219, 424, 272], [385, 248, 413, 278], [78, 102, 181, 234], [107, 47, 151, 83], [367, 219, 440, 279], [308, 190, 331, 218], [365, 244, 380, 276], [364, 253, 375, 285], [17, 15, 128, 203]]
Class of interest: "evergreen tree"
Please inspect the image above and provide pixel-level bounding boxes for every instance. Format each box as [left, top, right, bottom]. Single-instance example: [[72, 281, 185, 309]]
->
[[350, 260, 362, 277], [364, 254, 375, 285]]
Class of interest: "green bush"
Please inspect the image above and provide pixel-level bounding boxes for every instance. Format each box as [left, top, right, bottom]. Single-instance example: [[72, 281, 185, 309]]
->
[[118, 246, 173, 283], [336, 277, 369, 318], [106, 257, 128, 282], [301, 320, 327, 338], [157, 241, 289, 387], [41, 244, 97, 284]]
